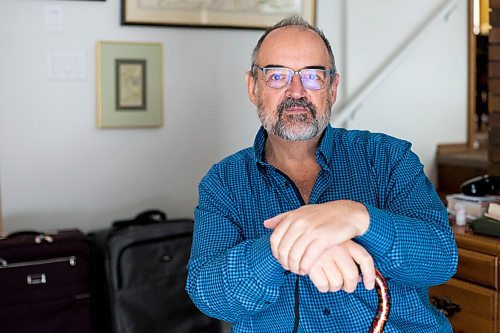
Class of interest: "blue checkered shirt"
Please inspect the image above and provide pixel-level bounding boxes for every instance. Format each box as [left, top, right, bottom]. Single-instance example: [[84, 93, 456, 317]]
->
[[187, 125, 458, 332]]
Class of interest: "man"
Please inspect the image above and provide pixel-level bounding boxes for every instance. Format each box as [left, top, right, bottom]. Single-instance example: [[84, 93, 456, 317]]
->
[[186, 16, 457, 332]]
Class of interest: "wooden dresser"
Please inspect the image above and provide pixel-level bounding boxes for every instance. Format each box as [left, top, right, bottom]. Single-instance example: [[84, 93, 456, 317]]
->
[[430, 225, 500, 332]]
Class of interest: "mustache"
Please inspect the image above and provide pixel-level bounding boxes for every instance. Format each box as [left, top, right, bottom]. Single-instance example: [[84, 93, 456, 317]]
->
[[277, 97, 316, 116]]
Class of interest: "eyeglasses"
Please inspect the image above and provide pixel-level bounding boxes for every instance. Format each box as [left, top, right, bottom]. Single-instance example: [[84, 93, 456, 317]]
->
[[255, 66, 335, 91]]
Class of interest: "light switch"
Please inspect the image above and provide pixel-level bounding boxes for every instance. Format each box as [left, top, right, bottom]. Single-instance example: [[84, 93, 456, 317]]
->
[[44, 5, 64, 33]]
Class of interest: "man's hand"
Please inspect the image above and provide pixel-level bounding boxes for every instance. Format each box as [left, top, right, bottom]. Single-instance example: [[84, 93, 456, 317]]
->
[[264, 200, 370, 276], [308, 240, 375, 293]]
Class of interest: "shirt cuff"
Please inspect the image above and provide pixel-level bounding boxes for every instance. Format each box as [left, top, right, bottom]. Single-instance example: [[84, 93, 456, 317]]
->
[[250, 234, 286, 287], [355, 204, 395, 259]]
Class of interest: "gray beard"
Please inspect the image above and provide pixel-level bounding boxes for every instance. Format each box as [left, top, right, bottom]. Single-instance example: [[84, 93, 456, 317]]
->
[[257, 97, 331, 141]]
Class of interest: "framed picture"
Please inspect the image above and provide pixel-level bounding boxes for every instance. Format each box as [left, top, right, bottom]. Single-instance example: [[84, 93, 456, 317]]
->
[[96, 41, 163, 128], [121, 0, 316, 29]]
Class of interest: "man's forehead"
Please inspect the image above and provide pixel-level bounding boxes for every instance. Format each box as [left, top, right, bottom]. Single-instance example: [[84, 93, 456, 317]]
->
[[258, 26, 329, 66], [263, 26, 319, 44]]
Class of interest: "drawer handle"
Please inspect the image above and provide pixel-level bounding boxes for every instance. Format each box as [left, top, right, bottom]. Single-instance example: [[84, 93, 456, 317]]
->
[[430, 296, 461, 317]]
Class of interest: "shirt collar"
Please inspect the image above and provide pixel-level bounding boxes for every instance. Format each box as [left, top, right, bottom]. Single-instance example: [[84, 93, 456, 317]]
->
[[316, 124, 334, 168], [253, 124, 335, 168], [253, 126, 268, 165]]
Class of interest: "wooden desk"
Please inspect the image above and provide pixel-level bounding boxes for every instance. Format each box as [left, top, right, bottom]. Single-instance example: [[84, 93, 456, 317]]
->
[[430, 225, 500, 332]]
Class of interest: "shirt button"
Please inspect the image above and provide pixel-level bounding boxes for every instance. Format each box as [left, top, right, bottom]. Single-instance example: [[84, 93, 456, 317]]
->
[[323, 308, 331, 316], [284, 270, 291, 275]]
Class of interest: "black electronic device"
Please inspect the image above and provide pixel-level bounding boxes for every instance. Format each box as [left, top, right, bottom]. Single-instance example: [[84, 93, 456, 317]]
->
[[460, 175, 500, 197]]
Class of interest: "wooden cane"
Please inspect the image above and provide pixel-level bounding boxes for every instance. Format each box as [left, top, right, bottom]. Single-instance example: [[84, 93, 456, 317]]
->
[[368, 269, 391, 333]]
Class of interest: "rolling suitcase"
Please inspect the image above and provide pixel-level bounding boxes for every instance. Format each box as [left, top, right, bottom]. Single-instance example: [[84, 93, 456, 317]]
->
[[89, 210, 221, 333], [0, 229, 92, 333]]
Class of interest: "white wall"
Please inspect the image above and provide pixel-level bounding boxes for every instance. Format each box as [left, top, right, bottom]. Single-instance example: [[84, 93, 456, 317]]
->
[[0, 0, 467, 233], [343, 0, 467, 180]]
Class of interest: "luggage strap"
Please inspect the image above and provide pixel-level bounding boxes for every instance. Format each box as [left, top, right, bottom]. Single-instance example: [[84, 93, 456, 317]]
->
[[112, 209, 167, 229]]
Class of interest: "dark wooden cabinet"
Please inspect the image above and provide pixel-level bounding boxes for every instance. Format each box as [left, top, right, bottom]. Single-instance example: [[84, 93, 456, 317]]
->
[[430, 226, 500, 332]]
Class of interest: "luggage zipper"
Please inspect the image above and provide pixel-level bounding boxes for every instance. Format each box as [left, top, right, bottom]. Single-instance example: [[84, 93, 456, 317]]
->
[[0, 255, 77, 269]]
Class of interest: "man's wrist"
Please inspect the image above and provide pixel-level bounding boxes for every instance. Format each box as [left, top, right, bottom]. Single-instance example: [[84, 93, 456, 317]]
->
[[353, 201, 370, 236]]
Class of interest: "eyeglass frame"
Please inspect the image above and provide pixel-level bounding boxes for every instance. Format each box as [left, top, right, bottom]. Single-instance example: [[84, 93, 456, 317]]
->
[[252, 65, 336, 91]]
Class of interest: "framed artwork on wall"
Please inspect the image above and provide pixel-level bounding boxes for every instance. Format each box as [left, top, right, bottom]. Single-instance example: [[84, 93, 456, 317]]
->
[[96, 41, 163, 128], [121, 0, 316, 29]]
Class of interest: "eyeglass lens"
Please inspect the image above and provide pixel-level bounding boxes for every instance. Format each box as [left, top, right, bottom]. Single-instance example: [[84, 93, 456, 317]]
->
[[262, 68, 328, 90]]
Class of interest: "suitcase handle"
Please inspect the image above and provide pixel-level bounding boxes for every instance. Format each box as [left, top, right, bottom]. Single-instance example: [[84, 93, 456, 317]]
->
[[6, 231, 55, 243], [112, 209, 167, 229]]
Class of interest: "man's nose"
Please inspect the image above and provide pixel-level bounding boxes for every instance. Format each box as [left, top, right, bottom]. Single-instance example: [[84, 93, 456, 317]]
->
[[285, 73, 306, 98]]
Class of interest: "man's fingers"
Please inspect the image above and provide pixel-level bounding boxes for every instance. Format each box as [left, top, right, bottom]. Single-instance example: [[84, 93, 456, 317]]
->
[[263, 212, 286, 229], [293, 237, 329, 275], [268, 216, 293, 263], [332, 248, 360, 293], [305, 241, 376, 293], [322, 261, 342, 292], [347, 243, 375, 290], [275, 224, 298, 270], [285, 233, 321, 275], [309, 263, 330, 293], [265, 213, 290, 263], [275, 218, 310, 270]]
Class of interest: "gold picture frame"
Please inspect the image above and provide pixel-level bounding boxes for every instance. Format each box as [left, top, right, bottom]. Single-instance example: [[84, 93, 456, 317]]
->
[[121, 0, 316, 29], [97, 41, 163, 128]]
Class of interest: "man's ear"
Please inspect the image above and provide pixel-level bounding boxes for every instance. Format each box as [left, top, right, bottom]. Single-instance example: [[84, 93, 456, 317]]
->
[[245, 71, 258, 106], [328, 72, 340, 105]]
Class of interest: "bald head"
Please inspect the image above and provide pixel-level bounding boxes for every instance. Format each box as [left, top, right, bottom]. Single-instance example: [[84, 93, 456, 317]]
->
[[250, 16, 336, 77]]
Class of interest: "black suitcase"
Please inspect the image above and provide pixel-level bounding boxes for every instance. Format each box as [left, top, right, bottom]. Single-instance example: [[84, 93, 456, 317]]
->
[[89, 210, 221, 333], [0, 229, 92, 333]]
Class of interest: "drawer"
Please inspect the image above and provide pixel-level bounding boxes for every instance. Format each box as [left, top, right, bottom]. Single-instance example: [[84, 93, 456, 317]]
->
[[455, 248, 498, 289], [430, 278, 497, 333]]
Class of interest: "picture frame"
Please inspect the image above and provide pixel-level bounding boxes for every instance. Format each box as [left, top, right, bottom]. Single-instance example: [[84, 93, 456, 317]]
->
[[96, 41, 163, 128], [121, 0, 316, 29]]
